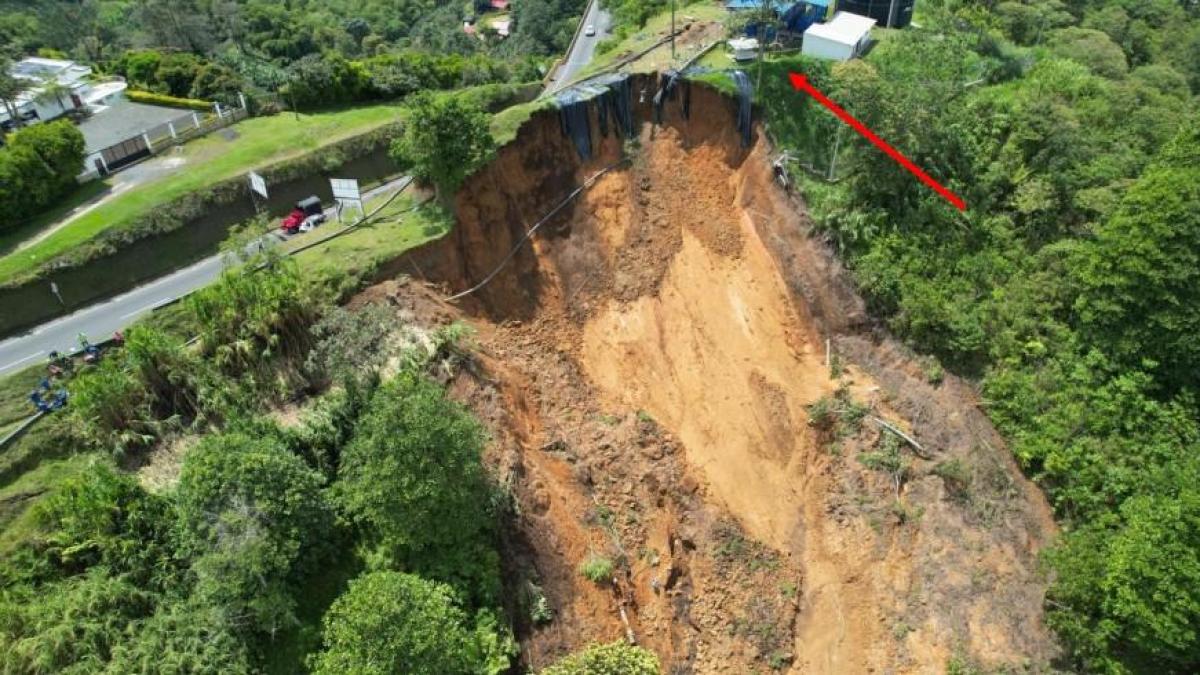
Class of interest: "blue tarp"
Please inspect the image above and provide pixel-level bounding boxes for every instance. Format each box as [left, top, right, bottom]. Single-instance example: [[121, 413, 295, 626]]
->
[[725, 0, 795, 10], [553, 73, 636, 161]]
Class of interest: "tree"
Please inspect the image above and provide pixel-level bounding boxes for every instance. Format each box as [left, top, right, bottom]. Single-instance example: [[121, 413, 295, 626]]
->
[[335, 373, 501, 605], [1045, 456, 1200, 672], [541, 641, 662, 675], [0, 56, 27, 131], [34, 80, 73, 114], [175, 432, 333, 634], [310, 571, 510, 675], [389, 90, 496, 201], [1073, 118, 1200, 391]]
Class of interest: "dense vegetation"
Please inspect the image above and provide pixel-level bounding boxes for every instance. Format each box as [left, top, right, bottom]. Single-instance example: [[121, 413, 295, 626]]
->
[[0, 260, 512, 672], [0, 0, 587, 108], [740, 0, 1199, 670], [0, 120, 85, 234]]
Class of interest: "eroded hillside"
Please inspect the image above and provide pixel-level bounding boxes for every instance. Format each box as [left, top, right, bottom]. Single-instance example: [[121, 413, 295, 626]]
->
[[367, 74, 1060, 672]]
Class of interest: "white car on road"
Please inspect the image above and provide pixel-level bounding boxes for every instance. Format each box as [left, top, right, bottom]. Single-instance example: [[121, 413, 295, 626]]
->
[[585, 24, 596, 36]]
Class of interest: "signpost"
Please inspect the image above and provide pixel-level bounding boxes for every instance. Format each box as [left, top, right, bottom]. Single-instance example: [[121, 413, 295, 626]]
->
[[248, 171, 268, 199], [248, 171, 268, 214], [330, 178, 364, 222]]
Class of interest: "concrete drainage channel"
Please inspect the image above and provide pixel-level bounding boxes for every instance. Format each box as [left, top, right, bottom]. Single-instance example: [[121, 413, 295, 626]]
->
[[0, 178, 417, 450]]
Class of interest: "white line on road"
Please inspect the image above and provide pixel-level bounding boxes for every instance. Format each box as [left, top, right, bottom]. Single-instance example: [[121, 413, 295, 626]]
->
[[121, 299, 168, 319], [0, 351, 44, 372]]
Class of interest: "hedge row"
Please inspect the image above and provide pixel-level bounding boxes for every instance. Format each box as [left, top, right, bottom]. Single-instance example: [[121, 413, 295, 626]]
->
[[127, 89, 216, 111]]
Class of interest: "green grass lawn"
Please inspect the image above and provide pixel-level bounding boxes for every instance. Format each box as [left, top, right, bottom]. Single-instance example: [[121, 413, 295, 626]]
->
[[292, 190, 451, 296], [0, 180, 112, 259], [0, 103, 405, 285]]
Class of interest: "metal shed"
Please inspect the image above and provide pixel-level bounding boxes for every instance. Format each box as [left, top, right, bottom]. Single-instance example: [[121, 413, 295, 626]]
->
[[801, 12, 877, 61]]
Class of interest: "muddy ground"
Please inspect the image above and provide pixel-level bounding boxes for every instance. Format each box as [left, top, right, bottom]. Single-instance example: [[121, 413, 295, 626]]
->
[[358, 77, 1060, 673]]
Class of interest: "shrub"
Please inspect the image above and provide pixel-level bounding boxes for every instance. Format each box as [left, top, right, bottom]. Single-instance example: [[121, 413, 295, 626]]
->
[[541, 641, 661, 675], [310, 571, 512, 675], [126, 89, 215, 111], [578, 554, 614, 584], [0, 120, 86, 234]]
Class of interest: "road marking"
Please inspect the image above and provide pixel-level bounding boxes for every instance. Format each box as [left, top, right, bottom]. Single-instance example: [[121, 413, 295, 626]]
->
[[0, 351, 44, 372], [121, 300, 165, 319]]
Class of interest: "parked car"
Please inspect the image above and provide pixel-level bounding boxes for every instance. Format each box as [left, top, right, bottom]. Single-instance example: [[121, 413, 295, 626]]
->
[[280, 195, 326, 234]]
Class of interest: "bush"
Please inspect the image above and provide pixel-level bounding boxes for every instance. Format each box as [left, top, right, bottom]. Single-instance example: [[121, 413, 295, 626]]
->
[[310, 571, 512, 675], [126, 89, 215, 111], [541, 641, 662, 675], [0, 120, 86, 234], [578, 554, 614, 584]]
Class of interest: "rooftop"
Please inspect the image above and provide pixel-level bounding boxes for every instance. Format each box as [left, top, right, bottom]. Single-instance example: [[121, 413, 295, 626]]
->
[[11, 57, 91, 86], [803, 11, 876, 43]]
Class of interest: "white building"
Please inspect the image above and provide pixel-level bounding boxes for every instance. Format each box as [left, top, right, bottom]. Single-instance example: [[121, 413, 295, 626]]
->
[[728, 37, 760, 61], [1, 57, 127, 130], [801, 12, 876, 61]]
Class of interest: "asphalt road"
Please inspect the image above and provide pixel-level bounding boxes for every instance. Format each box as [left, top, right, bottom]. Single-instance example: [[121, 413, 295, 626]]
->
[[548, 0, 613, 93], [0, 177, 410, 377]]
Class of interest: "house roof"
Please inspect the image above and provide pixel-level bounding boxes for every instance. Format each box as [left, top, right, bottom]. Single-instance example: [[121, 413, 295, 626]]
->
[[490, 0, 509, 8], [803, 11, 875, 44]]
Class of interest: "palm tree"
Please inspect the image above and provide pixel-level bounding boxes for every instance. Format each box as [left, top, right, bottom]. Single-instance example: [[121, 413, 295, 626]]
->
[[0, 56, 27, 132], [35, 79, 74, 116]]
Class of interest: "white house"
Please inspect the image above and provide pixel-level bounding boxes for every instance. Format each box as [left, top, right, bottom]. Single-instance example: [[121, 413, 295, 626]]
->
[[728, 37, 760, 61], [801, 12, 876, 61], [1, 57, 127, 130]]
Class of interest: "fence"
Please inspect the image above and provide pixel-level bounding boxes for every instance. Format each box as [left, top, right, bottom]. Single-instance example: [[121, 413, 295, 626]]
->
[[80, 101, 249, 182]]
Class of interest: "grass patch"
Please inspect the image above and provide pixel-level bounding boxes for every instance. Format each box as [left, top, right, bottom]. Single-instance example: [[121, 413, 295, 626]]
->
[[577, 1, 726, 80], [490, 98, 552, 146], [0, 364, 46, 432], [0, 103, 406, 285], [0, 453, 99, 554], [291, 190, 451, 298], [578, 554, 615, 584], [0, 180, 112, 258]]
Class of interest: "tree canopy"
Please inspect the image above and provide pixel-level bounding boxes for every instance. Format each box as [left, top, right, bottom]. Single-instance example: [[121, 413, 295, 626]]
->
[[389, 91, 497, 199]]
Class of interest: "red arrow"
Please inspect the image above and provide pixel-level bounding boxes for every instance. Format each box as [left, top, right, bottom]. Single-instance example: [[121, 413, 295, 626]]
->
[[788, 72, 966, 211]]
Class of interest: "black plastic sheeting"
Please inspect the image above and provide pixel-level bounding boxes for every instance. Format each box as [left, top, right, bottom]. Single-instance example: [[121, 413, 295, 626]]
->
[[652, 69, 691, 125], [554, 73, 637, 161], [730, 70, 753, 148]]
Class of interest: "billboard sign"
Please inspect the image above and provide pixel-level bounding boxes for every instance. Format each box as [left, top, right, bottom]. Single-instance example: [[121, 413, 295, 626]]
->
[[248, 171, 268, 199]]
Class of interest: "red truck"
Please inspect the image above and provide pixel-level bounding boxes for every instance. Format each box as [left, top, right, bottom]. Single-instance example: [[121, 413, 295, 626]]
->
[[280, 196, 326, 234]]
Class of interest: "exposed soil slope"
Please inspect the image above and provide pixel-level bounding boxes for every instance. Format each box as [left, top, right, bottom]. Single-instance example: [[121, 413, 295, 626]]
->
[[372, 76, 1059, 672]]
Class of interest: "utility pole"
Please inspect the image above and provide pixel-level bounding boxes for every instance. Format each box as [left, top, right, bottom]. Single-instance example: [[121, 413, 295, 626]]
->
[[756, 0, 770, 90], [671, 0, 676, 61]]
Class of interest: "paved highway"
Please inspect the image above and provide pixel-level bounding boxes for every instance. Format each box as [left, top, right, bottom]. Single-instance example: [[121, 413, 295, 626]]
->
[[2, 1, 617, 380], [547, 0, 613, 93], [0, 177, 409, 377]]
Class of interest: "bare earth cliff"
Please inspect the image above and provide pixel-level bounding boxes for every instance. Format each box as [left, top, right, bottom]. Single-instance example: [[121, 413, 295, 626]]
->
[[367, 75, 1060, 673]]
